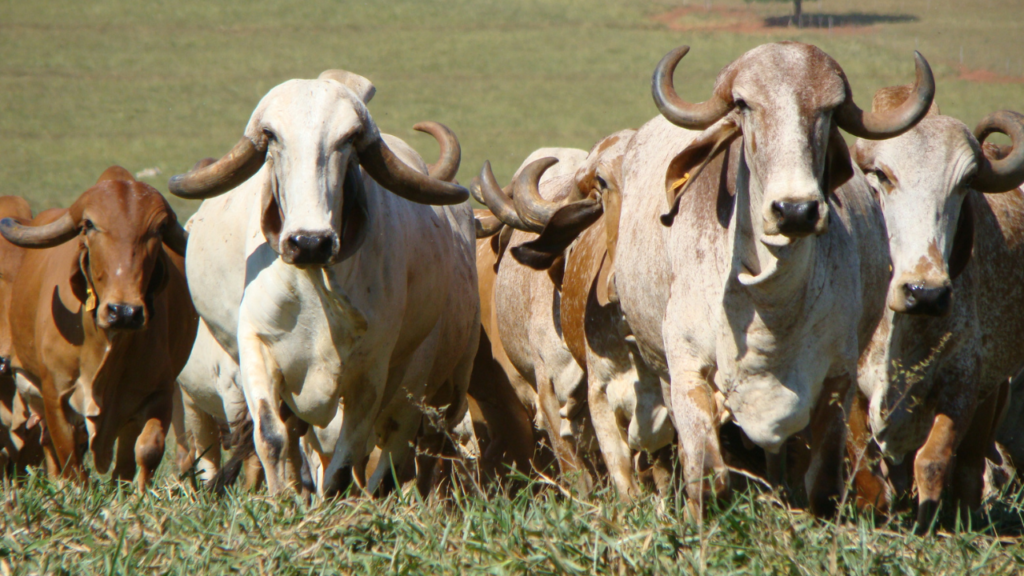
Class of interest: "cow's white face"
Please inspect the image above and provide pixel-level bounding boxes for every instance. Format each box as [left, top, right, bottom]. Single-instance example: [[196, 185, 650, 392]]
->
[[727, 43, 847, 238], [244, 78, 372, 267], [854, 116, 979, 316]]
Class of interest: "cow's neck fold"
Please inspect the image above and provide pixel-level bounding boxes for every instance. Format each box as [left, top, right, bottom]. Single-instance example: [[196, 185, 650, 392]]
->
[[729, 148, 816, 304]]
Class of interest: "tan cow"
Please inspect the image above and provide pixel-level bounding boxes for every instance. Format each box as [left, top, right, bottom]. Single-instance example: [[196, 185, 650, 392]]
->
[[850, 90, 1024, 530], [482, 130, 679, 498], [2, 167, 197, 488]]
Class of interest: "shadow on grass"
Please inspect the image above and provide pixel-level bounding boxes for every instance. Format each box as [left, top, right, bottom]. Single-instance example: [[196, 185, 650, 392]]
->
[[764, 12, 919, 28]]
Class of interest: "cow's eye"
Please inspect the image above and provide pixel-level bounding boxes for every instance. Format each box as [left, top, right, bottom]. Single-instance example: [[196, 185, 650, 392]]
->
[[595, 175, 608, 190], [873, 169, 895, 194], [263, 129, 277, 143], [735, 99, 749, 111], [82, 219, 94, 231]]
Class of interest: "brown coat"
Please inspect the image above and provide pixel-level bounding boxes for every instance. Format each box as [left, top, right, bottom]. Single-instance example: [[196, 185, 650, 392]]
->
[[6, 168, 197, 487]]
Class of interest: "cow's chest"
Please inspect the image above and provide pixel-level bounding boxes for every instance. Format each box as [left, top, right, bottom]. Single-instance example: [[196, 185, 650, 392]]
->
[[241, 262, 368, 425]]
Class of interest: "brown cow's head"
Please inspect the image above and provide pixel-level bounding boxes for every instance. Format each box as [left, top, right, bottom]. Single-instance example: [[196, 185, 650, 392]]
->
[[0, 166, 188, 331], [167, 70, 468, 268], [853, 90, 1024, 316], [654, 42, 934, 240]]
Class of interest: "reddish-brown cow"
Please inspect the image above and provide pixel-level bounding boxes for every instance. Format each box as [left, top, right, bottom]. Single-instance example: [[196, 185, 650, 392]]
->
[[0, 196, 44, 475], [3, 167, 198, 488]]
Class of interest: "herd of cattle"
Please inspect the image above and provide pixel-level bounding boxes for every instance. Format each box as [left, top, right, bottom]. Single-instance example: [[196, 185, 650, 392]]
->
[[1, 41, 1023, 532]]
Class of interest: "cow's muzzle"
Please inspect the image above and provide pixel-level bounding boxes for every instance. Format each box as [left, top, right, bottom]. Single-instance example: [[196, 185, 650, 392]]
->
[[283, 232, 337, 267], [898, 283, 952, 316], [105, 303, 146, 330], [770, 200, 821, 237]]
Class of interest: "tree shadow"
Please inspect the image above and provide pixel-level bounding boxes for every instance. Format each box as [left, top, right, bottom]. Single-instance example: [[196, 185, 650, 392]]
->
[[764, 12, 919, 29]]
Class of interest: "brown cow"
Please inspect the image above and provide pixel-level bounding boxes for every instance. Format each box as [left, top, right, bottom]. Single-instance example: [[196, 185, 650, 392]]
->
[[0, 196, 44, 475], [3, 167, 198, 488]]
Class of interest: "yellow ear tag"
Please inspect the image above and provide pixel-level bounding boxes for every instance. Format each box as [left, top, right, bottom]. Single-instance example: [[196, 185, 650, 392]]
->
[[671, 172, 691, 193], [85, 286, 97, 312]]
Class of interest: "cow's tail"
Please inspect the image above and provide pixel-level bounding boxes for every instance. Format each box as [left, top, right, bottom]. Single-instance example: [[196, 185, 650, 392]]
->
[[210, 411, 255, 496]]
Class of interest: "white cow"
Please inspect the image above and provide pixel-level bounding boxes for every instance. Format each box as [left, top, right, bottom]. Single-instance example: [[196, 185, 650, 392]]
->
[[613, 43, 933, 517], [169, 70, 479, 496], [850, 90, 1024, 529]]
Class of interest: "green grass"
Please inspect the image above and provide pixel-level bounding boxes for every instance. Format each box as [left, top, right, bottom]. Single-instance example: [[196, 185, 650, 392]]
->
[[0, 0, 1020, 218], [2, 0, 1024, 572], [3, 468, 1024, 574]]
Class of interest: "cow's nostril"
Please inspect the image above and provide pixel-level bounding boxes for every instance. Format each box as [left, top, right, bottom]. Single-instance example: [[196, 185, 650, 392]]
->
[[902, 284, 952, 316], [286, 233, 335, 265], [105, 303, 146, 330], [772, 201, 820, 236]]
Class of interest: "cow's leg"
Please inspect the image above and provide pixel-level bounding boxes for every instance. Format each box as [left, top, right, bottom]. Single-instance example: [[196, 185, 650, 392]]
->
[[171, 384, 192, 476], [805, 373, 852, 517], [322, 365, 388, 498], [181, 388, 221, 483], [667, 367, 727, 521], [243, 453, 265, 491], [238, 333, 295, 495], [588, 365, 637, 499], [39, 373, 84, 481], [134, 395, 172, 490], [112, 421, 141, 483], [467, 328, 534, 480], [536, 370, 591, 492], [913, 412, 961, 532], [848, 388, 890, 512], [952, 381, 1007, 521]]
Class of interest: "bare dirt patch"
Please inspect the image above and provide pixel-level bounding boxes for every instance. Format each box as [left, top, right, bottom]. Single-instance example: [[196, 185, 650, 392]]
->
[[650, 6, 916, 36]]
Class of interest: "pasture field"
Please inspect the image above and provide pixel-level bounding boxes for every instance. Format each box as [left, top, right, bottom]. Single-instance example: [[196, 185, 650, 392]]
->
[[3, 468, 1024, 574], [2, 0, 1024, 573]]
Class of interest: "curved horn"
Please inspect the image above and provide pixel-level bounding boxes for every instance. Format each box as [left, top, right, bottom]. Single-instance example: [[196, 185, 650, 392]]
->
[[652, 45, 732, 130], [162, 219, 189, 256], [834, 51, 935, 140], [168, 136, 268, 200], [414, 121, 461, 182], [469, 175, 488, 206], [478, 161, 532, 231], [357, 131, 468, 205], [972, 110, 1024, 193], [475, 212, 504, 238], [513, 157, 572, 232], [0, 212, 78, 248]]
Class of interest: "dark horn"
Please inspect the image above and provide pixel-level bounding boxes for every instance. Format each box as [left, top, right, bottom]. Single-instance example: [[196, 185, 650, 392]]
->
[[653, 45, 732, 130], [413, 121, 461, 182], [513, 157, 568, 232], [0, 212, 78, 248], [357, 131, 469, 205], [162, 220, 189, 256], [169, 136, 268, 200], [835, 51, 935, 140], [972, 110, 1024, 193], [478, 161, 532, 231]]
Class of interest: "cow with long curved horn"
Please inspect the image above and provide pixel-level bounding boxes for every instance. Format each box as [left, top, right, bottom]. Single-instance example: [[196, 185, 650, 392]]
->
[[850, 93, 1024, 531], [1, 167, 197, 488], [612, 42, 933, 519], [172, 70, 481, 497]]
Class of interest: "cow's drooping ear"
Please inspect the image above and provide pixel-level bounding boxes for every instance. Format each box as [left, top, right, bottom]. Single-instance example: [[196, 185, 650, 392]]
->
[[260, 160, 283, 254], [510, 198, 603, 270], [948, 194, 975, 280], [147, 251, 169, 298], [825, 124, 855, 196], [662, 117, 741, 226], [335, 159, 370, 264], [318, 70, 376, 104], [69, 250, 90, 305]]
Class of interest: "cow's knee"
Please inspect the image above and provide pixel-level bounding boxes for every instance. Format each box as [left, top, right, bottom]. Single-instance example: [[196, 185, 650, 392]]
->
[[135, 421, 166, 488]]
